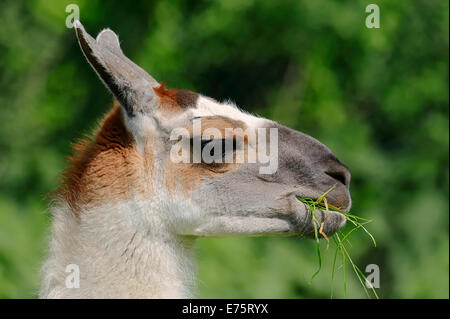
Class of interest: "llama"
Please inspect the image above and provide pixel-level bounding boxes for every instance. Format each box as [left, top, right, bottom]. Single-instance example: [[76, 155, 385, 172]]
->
[[39, 21, 351, 298]]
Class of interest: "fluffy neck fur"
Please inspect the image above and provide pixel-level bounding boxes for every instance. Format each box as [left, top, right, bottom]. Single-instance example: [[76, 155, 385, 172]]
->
[[39, 200, 197, 298]]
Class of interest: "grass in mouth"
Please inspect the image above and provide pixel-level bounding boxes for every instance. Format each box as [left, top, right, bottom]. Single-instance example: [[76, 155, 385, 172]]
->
[[297, 186, 378, 299]]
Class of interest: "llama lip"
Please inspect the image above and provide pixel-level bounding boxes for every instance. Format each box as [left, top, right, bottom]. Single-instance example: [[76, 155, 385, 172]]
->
[[301, 207, 347, 238], [294, 195, 350, 213], [310, 189, 352, 213], [310, 197, 349, 214], [291, 195, 347, 237]]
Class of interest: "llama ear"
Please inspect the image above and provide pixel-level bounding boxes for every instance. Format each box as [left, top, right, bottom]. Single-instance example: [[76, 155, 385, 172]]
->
[[74, 20, 159, 117]]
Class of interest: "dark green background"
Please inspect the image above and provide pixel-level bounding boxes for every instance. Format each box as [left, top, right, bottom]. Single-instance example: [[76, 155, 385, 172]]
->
[[0, 0, 448, 298]]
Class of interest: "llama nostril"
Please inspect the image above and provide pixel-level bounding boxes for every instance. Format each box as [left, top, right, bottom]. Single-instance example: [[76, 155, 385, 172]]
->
[[325, 170, 349, 186]]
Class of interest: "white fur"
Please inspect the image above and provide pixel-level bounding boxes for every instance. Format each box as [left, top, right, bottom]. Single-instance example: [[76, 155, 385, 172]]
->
[[40, 195, 198, 299], [193, 96, 267, 129]]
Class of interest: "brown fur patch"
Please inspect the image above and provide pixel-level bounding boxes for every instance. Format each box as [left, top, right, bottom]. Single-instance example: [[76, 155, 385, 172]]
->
[[153, 82, 198, 113], [197, 116, 246, 133], [164, 156, 235, 196], [185, 116, 248, 140], [57, 101, 146, 213]]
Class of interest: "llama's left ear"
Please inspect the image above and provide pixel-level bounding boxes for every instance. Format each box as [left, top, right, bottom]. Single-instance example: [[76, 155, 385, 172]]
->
[[74, 20, 159, 117]]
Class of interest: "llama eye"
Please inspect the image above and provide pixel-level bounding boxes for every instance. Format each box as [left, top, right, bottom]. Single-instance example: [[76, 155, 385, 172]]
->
[[202, 139, 238, 158], [200, 139, 225, 159]]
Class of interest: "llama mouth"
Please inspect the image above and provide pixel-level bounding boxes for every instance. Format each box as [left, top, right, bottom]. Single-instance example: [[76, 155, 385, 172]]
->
[[301, 206, 346, 238], [292, 195, 347, 237]]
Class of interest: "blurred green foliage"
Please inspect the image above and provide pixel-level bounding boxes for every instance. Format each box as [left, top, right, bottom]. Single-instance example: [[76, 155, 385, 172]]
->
[[0, 0, 448, 298]]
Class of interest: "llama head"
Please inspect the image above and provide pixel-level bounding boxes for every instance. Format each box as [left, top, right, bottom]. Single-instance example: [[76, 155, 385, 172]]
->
[[70, 21, 351, 239]]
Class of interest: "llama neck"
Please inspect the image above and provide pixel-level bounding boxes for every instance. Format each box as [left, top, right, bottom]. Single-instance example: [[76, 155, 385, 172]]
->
[[40, 201, 197, 298]]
